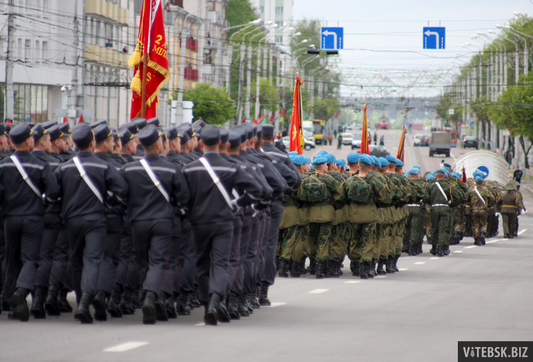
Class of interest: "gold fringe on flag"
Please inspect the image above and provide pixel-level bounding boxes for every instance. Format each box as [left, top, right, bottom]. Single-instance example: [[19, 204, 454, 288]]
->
[[130, 70, 142, 94], [128, 43, 142, 68]]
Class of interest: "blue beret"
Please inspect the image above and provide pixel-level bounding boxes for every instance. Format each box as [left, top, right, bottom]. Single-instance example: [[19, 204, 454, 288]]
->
[[305, 157, 311, 164], [451, 172, 461, 179], [396, 160, 404, 167], [360, 154, 373, 165], [347, 153, 360, 163], [378, 157, 389, 168], [413, 165, 421, 169], [442, 168, 450, 175], [325, 154, 336, 164], [317, 151, 328, 157], [473, 170, 483, 178], [336, 159, 346, 168], [386, 155, 397, 163], [408, 168, 420, 175], [310, 164, 315, 170], [313, 156, 327, 165], [436, 168, 448, 174], [292, 155, 306, 166], [370, 155, 379, 166], [443, 162, 452, 168], [475, 175, 484, 182], [426, 173, 435, 180]]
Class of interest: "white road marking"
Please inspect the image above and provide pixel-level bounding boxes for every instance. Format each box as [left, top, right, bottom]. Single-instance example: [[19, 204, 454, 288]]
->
[[344, 281, 362, 284], [430, 257, 439, 260], [454, 250, 463, 253], [267, 303, 286, 308], [518, 229, 528, 235], [414, 262, 426, 265], [374, 275, 387, 279], [398, 268, 408, 271], [465, 246, 477, 249], [486, 240, 498, 244], [195, 323, 205, 327], [103, 342, 149, 353], [308, 289, 329, 294]]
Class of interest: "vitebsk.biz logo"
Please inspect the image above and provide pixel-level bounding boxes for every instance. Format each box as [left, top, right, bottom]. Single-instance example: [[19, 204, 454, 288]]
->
[[458, 342, 533, 361], [462, 346, 528, 359]]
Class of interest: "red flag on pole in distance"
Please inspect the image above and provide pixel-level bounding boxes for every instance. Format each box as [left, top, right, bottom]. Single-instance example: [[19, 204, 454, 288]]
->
[[360, 104, 370, 154], [63, 117, 69, 123], [129, 0, 169, 119], [461, 167, 467, 183], [289, 77, 304, 154], [78, 114, 85, 123], [396, 125, 407, 162]]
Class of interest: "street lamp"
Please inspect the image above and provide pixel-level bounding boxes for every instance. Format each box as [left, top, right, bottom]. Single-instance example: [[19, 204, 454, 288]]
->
[[500, 25, 529, 75]]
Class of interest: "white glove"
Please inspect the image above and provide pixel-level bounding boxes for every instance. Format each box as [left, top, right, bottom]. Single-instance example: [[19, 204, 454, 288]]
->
[[521, 209, 527, 215], [494, 212, 500, 217]]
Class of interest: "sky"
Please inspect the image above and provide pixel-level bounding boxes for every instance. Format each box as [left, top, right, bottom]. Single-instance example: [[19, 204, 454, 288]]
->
[[292, 0, 533, 99]]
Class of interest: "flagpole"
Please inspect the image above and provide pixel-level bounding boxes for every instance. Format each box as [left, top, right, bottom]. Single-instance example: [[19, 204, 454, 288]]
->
[[141, 53, 148, 118]]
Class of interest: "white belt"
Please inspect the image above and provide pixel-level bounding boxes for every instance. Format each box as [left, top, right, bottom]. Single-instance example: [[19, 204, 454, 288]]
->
[[432, 204, 449, 207], [407, 204, 421, 207]]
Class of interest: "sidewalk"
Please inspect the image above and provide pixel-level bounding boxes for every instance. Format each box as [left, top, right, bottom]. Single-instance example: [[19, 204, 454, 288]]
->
[[517, 180, 533, 214]]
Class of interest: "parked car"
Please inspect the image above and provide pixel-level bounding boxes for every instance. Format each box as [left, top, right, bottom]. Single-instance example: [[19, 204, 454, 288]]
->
[[282, 136, 315, 151], [354, 125, 363, 130], [369, 145, 390, 158], [414, 134, 429, 147], [340, 132, 353, 145], [351, 133, 363, 149], [462, 136, 478, 149]]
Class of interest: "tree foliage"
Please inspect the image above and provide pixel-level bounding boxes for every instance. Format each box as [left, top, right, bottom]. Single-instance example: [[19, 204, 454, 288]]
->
[[313, 98, 340, 120], [179, 83, 236, 125]]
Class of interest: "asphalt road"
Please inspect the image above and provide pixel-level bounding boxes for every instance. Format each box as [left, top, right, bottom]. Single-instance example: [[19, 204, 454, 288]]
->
[[1, 132, 532, 362]]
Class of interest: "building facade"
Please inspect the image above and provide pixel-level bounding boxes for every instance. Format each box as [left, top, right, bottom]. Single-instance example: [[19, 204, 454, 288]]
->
[[250, 0, 293, 48]]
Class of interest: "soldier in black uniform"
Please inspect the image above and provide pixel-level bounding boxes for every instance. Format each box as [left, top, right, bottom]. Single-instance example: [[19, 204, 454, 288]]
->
[[0, 124, 9, 310], [0, 123, 60, 321], [120, 125, 189, 324], [55, 123, 128, 323], [130, 118, 147, 160], [183, 125, 262, 325]]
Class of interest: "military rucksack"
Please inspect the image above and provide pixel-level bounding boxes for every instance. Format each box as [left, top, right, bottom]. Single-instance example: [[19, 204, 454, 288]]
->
[[304, 175, 329, 204], [346, 177, 372, 205]]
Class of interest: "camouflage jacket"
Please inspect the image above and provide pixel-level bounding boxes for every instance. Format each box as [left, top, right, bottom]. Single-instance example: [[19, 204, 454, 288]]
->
[[424, 179, 453, 206], [384, 172, 409, 205], [466, 184, 496, 210], [364, 170, 393, 207]]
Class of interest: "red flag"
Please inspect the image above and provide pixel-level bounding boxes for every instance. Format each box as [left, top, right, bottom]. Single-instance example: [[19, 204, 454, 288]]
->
[[63, 117, 69, 123], [129, 0, 169, 119], [280, 109, 287, 117], [269, 113, 275, 122], [461, 167, 467, 183], [290, 77, 304, 154], [396, 125, 407, 162], [252, 118, 258, 124], [259, 115, 267, 124], [78, 114, 85, 124], [360, 105, 370, 154]]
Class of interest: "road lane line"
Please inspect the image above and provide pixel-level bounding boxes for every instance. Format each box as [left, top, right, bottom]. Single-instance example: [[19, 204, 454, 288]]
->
[[374, 275, 387, 279], [465, 246, 477, 249], [454, 250, 463, 253], [103, 342, 149, 352], [398, 268, 408, 271], [267, 303, 286, 308], [344, 281, 362, 284], [414, 262, 426, 265], [486, 240, 498, 244], [195, 323, 206, 327], [308, 289, 329, 294], [518, 229, 528, 235], [430, 257, 439, 260]]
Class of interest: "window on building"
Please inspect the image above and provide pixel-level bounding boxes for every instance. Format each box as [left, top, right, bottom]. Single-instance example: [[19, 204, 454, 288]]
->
[[35, 41, 40, 62], [276, 21, 283, 28], [260, 6, 264, 13], [275, 36, 283, 43], [42, 41, 48, 61], [17, 38, 22, 58], [105, 23, 113, 48], [275, 6, 283, 13], [24, 39, 31, 61]]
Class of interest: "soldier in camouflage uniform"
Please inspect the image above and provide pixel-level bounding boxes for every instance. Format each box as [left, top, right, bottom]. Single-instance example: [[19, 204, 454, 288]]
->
[[449, 172, 469, 245], [498, 182, 525, 238], [465, 172, 495, 245], [328, 158, 350, 277], [463, 178, 475, 237], [404, 168, 426, 255]]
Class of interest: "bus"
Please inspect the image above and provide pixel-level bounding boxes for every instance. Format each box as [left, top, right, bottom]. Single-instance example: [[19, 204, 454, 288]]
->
[[312, 119, 325, 145]]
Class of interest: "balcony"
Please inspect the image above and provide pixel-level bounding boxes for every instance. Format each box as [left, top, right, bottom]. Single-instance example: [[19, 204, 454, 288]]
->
[[86, 0, 129, 25], [184, 68, 198, 81], [179, 37, 198, 52], [85, 44, 129, 69]]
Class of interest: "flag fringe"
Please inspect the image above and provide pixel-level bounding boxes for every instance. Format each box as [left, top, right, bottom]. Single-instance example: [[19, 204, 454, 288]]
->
[[128, 43, 142, 68], [130, 70, 142, 94]]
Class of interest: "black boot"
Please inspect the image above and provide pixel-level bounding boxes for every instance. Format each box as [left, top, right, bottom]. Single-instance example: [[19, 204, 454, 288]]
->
[[275, 256, 280, 272], [238, 294, 250, 317], [418, 243, 423, 254], [376, 260, 387, 275], [227, 292, 240, 320], [392, 256, 400, 272], [366, 262, 374, 279], [11, 288, 30, 322], [437, 245, 445, 257], [351, 261, 360, 277], [107, 288, 123, 318], [307, 257, 316, 275], [290, 260, 301, 277], [74, 293, 93, 324], [359, 262, 368, 279], [278, 259, 289, 278], [385, 258, 395, 274], [315, 261, 326, 279], [31, 286, 46, 319], [259, 284, 271, 306], [154, 296, 168, 322], [329, 260, 340, 278], [190, 288, 201, 309], [248, 292, 260, 309], [93, 291, 108, 322], [141, 291, 157, 325], [369, 261, 376, 277], [58, 289, 73, 313], [44, 285, 61, 316], [205, 293, 221, 326], [120, 288, 135, 315], [444, 246, 450, 256], [177, 291, 192, 316], [299, 257, 307, 275], [217, 294, 231, 323], [408, 244, 418, 256], [157, 292, 173, 320], [430, 245, 437, 255]]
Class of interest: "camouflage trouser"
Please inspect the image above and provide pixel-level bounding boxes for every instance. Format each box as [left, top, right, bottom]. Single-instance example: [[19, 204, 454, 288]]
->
[[394, 217, 407, 257], [425, 208, 432, 239], [280, 225, 307, 262], [464, 206, 472, 236], [388, 223, 398, 258], [349, 222, 376, 263], [471, 209, 488, 238], [408, 206, 425, 248], [452, 207, 465, 233], [430, 206, 452, 247], [502, 213, 516, 236], [378, 224, 392, 260], [308, 223, 334, 262], [330, 223, 348, 260]]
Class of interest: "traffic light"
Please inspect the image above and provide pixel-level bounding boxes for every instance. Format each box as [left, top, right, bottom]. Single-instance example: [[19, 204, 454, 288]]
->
[[307, 48, 320, 55]]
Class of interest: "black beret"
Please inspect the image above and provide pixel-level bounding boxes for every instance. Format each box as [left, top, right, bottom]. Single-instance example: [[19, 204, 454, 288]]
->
[[130, 118, 147, 132], [262, 124, 274, 136], [0, 124, 5, 135], [32, 124, 47, 142], [90, 120, 107, 129], [244, 124, 254, 140], [10, 123, 33, 144], [200, 125, 220, 146], [192, 119, 206, 130], [59, 123, 72, 135], [147, 117, 161, 127], [71, 123, 94, 147], [94, 124, 112, 143], [118, 126, 134, 146], [4, 123, 11, 135], [48, 125, 64, 142], [137, 124, 161, 147], [228, 128, 242, 149], [41, 121, 58, 130], [164, 127, 178, 141], [219, 127, 229, 144]]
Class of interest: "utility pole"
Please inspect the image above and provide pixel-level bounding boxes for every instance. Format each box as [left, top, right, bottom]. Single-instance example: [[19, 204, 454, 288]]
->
[[244, 43, 252, 120], [70, 0, 79, 122], [225, 45, 232, 94], [5, 0, 15, 121], [236, 43, 245, 124], [254, 47, 261, 120]]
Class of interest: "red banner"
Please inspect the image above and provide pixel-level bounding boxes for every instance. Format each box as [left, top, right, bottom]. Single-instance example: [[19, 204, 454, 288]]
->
[[129, 0, 169, 119], [361, 105, 370, 154], [290, 77, 304, 154], [396, 125, 407, 162], [461, 167, 467, 183]]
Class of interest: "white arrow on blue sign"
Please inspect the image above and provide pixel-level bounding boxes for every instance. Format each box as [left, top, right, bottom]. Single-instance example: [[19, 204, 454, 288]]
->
[[423, 27, 445, 49], [321, 27, 344, 50]]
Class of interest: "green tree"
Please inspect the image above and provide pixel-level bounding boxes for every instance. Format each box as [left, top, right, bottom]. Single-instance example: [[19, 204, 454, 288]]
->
[[225, 0, 258, 38], [259, 77, 280, 113], [178, 83, 236, 125], [313, 98, 340, 120]]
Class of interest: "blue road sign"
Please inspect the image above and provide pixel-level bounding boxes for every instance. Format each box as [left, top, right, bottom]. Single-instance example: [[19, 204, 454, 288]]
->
[[321, 27, 344, 50], [476, 166, 489, 178], [423, 27, 445, 49]]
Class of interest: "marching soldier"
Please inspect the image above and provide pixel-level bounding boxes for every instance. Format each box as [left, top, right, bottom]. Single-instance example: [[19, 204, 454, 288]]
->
[[465, 172, 495, 246], [498, 182, 525, 238], [405, 168, 426, 256], [424, 168, 453, 257]]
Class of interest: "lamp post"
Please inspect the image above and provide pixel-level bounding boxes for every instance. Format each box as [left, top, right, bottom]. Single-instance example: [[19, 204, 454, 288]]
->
[[503, 26, 528, 76]]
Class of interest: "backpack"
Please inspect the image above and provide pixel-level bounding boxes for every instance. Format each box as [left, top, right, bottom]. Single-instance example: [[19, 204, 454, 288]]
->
[[305, 175, 329, 204], [346, 177, 372, 205]]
